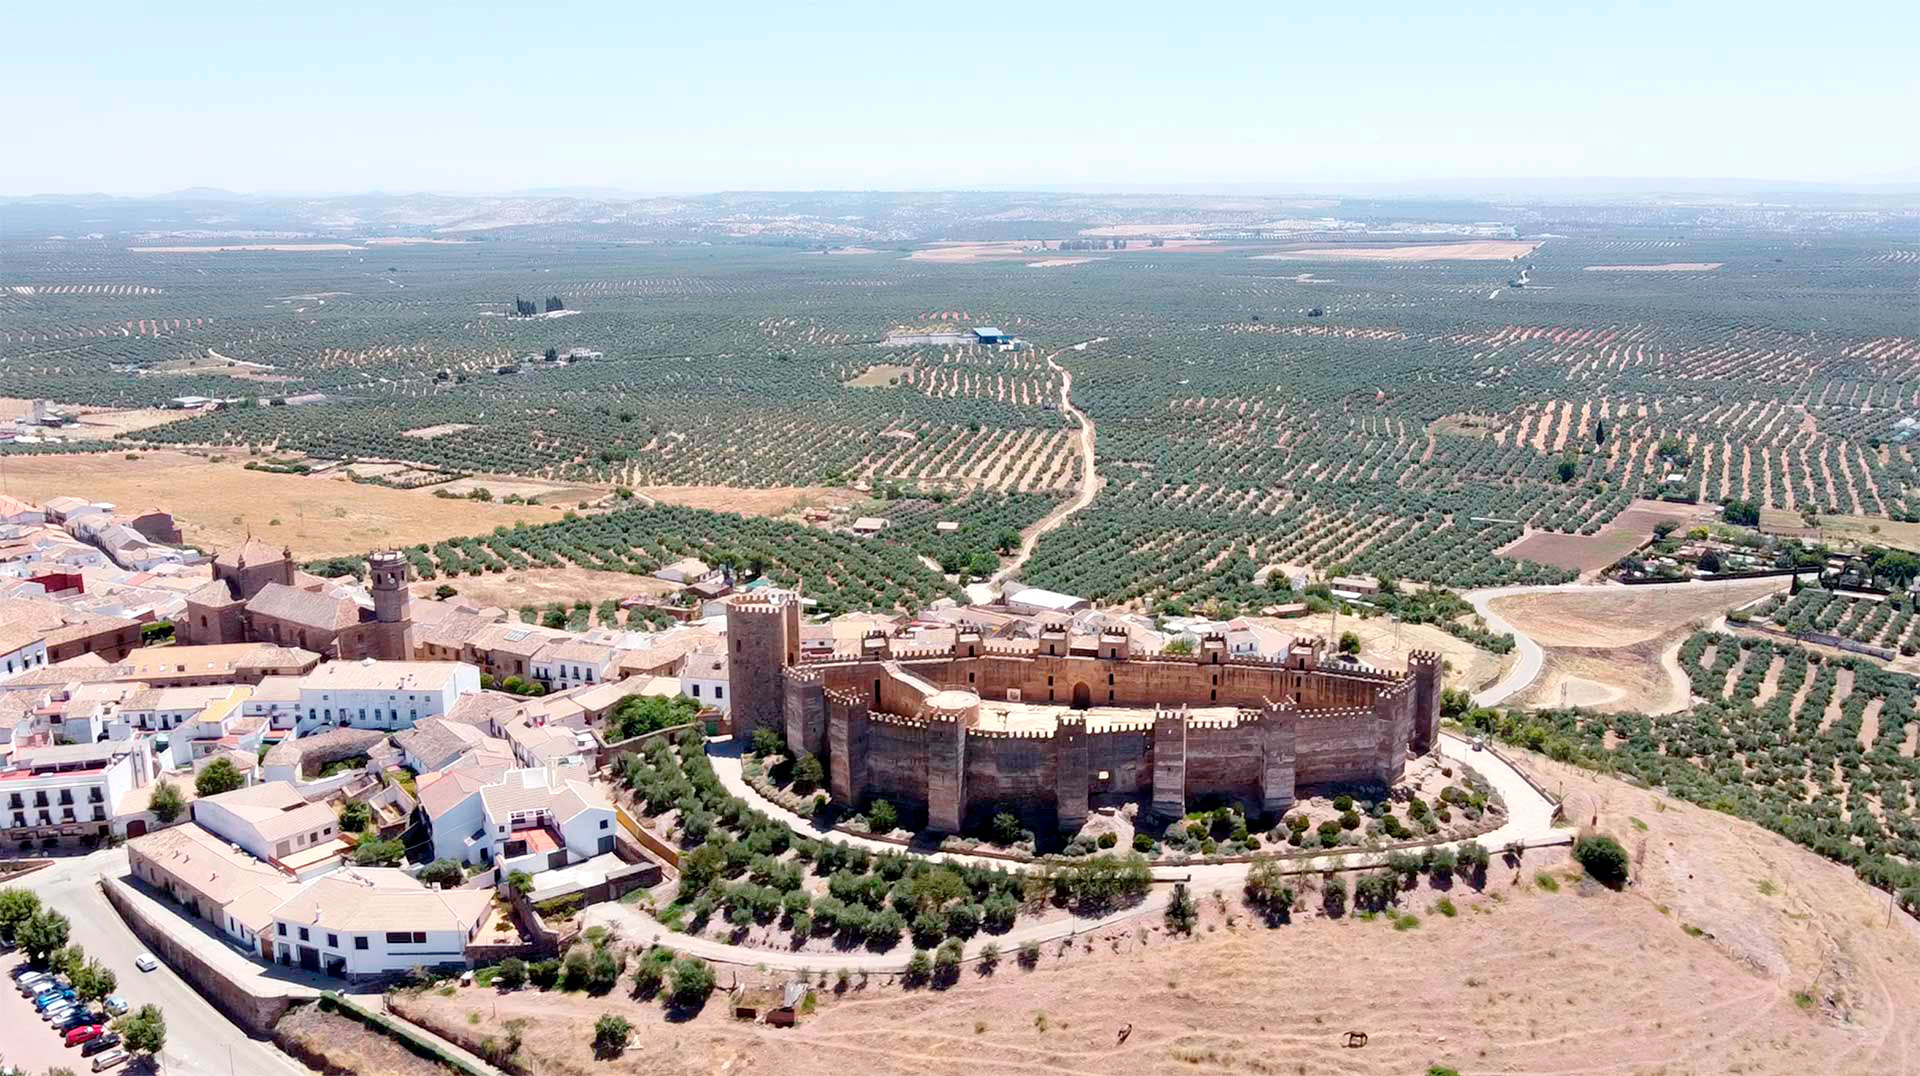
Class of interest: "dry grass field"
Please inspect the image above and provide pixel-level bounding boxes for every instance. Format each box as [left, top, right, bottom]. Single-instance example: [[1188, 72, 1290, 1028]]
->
[[276, 1004, 456, 1076], [413, 566, 674, 613], [1498, 526, 1648, 575], [1760, 509, 1920, 554], [1517, 636, 1684, 712], [1498, 499, 1713, 576], [1489, 579, 1788, 649], [844, 364, 912, 388], [0, 450, 555, 556], [1494, 579, 1788, 713], [1290, 611, 1513, 694], [396, 753, 1920, 1076]]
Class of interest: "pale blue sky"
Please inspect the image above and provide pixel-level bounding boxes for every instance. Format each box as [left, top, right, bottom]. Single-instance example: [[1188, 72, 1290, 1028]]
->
[[6, 1, 1915, 195]]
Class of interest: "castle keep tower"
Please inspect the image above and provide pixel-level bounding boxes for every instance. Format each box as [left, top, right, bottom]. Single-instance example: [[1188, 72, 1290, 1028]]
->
[[728, 593, 800, 742]]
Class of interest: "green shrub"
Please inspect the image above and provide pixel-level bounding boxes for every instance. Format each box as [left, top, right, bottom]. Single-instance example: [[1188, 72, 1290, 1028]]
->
[[593, 1013, 631, 1057], [1574, 835, 1630, 886], [669, 956, 715, 1005]]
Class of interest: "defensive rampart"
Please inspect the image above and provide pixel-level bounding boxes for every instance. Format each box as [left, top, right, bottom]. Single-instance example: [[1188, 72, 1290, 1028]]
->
[[730, 599, 1440, 834]]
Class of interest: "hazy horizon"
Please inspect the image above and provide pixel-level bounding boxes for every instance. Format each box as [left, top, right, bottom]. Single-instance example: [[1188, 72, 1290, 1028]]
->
[[9, 1, 1916, 198]]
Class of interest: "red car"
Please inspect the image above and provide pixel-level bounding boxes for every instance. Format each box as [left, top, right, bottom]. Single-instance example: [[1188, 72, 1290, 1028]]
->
[[65, 1024, 105, 1048]]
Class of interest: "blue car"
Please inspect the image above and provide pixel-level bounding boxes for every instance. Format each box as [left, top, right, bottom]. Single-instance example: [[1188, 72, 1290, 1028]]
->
[[34, 986, 77, 1010]]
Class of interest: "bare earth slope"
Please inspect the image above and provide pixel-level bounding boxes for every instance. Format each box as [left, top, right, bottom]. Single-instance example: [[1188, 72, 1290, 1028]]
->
[[398, 750, 1920, 1076]]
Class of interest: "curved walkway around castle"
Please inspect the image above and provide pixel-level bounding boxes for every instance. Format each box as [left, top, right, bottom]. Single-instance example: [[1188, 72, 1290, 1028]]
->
[[582, 732, 1568, 974]]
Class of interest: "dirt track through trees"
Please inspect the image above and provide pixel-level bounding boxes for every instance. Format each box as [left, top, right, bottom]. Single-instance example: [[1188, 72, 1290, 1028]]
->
[[992, 339, 1105, 586]]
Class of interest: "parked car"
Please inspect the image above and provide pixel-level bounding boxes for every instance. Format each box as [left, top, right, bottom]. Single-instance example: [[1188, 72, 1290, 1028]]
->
[[80, 1032, 120, 1057], [103, 995, 129, 1015], [42, 1001, 78, 1023], [18, 972, 53, 996], [65, 1023, 105, 1047], [35, 986, 78, 1009], [90, 1050, 128, 1073], [133, 953, 158, 973], [55, 1007, 99, 1032]]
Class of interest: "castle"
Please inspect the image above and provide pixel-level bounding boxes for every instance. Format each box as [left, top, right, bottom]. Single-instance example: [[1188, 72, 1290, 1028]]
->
[[180, 539, 413, 661], [727, 593, 1440, 834]]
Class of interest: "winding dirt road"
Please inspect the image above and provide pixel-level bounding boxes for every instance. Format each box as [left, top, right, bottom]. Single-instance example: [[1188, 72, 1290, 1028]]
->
[[989, 338, 1105, 587]]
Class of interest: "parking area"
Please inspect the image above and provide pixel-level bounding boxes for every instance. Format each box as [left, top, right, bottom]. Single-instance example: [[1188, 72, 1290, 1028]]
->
[[2, 950, 120, 1072]]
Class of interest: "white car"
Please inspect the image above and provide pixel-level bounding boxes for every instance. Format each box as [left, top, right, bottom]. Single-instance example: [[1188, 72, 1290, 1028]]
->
[[42, 1000, 77, 1022], [133, 953, 158, 973]]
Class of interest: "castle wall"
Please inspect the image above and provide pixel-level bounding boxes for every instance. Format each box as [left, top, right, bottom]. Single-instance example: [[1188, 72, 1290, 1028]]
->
[[826, 691, 868, 806], [778, 638, 1436, 829], [1084, 727, 1153, 801], [1293, 709, 1390, 787], [961, 729, 1058, 831], [783, 671, 827, 759], [1183, 717, 1270, 811], [1408, 652, 1440, 755], [861, 715, 928, 814]]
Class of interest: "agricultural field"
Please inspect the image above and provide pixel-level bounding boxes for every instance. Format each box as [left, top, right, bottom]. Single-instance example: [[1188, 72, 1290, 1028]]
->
[[1755, 586, 1920, 658], [0, 448, 559, 556], [311, 502, 959, 617], [3, 193, 1918, 614], [1471, 630, 1920, 909]]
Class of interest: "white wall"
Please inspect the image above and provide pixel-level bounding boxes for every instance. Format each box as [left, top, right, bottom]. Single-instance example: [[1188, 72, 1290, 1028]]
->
[[428, 792, 488, 865], [0, 639, 48, 682], [271, 922, 470, 978], [296, 664, 481, 733]]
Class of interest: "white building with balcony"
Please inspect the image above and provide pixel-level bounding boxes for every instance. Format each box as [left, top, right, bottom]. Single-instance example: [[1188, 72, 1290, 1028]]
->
[[1, 737, 154, 848]]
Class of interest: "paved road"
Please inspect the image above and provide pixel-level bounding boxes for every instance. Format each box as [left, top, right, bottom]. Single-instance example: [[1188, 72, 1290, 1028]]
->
[[1464, 584, 1549, 707], [990, 338, 1105, 587], [16, 849, 317, 1076], [613, 733, 1567, 974]]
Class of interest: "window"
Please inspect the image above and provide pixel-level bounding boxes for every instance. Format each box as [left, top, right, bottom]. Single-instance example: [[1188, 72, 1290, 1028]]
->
[[690, 684, 700, 697], [714, 685, 723, 699], [355, 936, 368, 950], [599, 819, 609, 829], [385, 931, 412, 944], [298, 927, 309, 941], [277, 923, 287, 936], [327, 933, 338, 948]]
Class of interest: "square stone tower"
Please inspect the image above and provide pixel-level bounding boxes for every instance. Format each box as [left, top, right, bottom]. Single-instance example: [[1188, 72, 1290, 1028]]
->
[[727, 593, 800, 742]]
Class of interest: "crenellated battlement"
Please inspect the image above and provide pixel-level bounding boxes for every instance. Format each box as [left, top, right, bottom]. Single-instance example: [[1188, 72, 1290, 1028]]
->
[[822, 686, 869, 708], [1299, 705, 1381, 722], [867, 709, 929, 730], [965, 726, 1056, 741], [754, 602, 1437, 832]]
